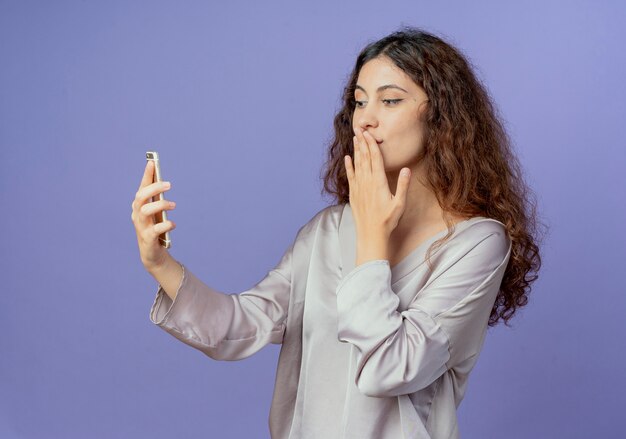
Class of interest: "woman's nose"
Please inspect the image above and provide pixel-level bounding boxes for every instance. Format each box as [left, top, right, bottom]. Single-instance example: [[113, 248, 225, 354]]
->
[[356, 108, 378, 131]]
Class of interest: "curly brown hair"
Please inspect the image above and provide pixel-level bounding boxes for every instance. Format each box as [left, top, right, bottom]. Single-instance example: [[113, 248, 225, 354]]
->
[[320, 26, 546, 328]]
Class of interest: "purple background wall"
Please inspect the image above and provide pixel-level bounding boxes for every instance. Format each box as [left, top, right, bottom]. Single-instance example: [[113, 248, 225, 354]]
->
[[1, 1, 624, 438]]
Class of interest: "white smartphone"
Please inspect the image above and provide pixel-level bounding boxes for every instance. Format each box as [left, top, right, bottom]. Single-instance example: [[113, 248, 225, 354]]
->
[[146, 151, 172, 248]]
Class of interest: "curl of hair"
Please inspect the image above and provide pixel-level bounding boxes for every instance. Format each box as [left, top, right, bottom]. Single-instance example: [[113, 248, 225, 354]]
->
[[320, 26, 547, 328]]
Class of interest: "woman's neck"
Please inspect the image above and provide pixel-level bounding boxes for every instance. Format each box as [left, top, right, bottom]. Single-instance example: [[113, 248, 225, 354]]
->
[[387, 166, 445, 234]]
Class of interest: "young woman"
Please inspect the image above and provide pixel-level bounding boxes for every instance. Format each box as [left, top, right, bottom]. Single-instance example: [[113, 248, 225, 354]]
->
[[131, 26, 542, 439]]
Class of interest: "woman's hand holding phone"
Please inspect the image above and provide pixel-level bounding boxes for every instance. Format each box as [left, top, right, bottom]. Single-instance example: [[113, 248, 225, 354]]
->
[[131, 159, 177, 273]]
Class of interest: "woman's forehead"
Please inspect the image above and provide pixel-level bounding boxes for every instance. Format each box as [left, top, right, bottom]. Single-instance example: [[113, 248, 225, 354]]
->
[[356, 58, 425, 96]]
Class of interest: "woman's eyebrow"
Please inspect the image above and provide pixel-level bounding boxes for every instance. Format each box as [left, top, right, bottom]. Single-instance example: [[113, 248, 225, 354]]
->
[[355, 84, 408, 94]]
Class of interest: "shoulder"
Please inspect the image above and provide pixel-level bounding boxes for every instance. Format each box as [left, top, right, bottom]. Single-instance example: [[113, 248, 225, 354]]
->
[[294, 203, 345, 241], [430, 217, 511, 275], [417, 218, 512, 317], [458, 218, 510, 255]]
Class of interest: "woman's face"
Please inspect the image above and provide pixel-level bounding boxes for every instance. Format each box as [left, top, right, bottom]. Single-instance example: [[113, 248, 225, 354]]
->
[[352, 56, 430, 175]]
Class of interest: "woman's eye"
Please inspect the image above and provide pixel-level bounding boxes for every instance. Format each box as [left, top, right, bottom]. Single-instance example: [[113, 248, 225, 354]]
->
[[354, 99, 402, 108]]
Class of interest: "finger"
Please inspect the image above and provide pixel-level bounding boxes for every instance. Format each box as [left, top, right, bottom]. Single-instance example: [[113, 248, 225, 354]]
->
[[344, 155, 355, 188], [134, 180, 171, 215], [356, 129, 371, 175], [139, 160, 155, 190], [362, 130, 386, 182], [353, 135, 365, 179], [141, 198, 176, 218], [394, 168, 412, 206], [357, 128, 371, 175], [152, 220, 176, 238]]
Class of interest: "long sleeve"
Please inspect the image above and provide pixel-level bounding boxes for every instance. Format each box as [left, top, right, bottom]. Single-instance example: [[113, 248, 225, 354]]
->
[[149, 238, 295, 361], [335, 227, 512, 398]]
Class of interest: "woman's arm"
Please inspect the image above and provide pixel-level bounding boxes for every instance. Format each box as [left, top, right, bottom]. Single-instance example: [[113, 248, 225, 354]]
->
[[148, 253, 184, 301], [147, 207, 325, 361], [336, 226, 512, 397], [149, 241, 294, 361]]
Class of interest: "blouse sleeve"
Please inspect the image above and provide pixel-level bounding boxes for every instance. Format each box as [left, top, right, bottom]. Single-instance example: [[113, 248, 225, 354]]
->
[[335, 228, 512, 398], [149, 237, 295, 361]]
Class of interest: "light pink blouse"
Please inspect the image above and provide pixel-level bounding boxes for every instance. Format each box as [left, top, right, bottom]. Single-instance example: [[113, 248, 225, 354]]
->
[[149, 203, 512, 438]]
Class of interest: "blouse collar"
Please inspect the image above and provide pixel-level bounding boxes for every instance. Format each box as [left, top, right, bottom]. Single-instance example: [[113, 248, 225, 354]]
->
[[337, 203, 498, 284]]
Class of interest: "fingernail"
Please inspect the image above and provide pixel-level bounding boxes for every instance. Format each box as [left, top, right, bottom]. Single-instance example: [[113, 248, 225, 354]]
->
[[164, 181, 171, 188]]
